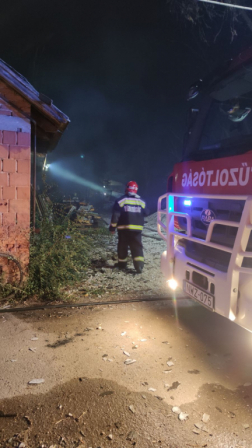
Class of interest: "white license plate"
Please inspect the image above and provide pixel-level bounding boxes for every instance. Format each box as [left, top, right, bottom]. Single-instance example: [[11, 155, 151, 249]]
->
[[183, 281, 214, 310]]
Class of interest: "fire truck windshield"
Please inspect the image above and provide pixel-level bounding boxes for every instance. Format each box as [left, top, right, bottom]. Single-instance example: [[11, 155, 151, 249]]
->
[[200, 95, 252, 151]]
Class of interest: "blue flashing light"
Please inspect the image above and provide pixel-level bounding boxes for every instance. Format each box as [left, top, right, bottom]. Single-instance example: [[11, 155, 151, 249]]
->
[[183, 199, 192, 206]]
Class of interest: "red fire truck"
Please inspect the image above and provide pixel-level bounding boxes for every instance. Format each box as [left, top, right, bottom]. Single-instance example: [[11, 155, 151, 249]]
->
[[157, 47, 252, 332]]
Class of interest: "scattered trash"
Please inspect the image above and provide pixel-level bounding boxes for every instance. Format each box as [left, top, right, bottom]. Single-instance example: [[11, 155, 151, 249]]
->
[[243, 423, 250, 429], [148, 388, 156, 392], [121, 332, 126, 336], [140, 339, 147, 342], [162, 341, 169, 344], [10, 359, 17, 362], [188, 369, 200, 374], [31, 337, 38, 341], [29, 348, 37, 353], [172, 406, 181, 414], [124, 359, 136, 365], [194, 422, 203, 430], [107, 359, 113, 362], [142, 395, 146, 399], [167, 361, 174, 367], [108, 434, 113, 440], [155, 395, 164, 400], [102, 354, 108, 358], [163, 369, 172, 373], [202, 413, 210, 423], [96, 326, 102, 330], [129, 405, 135, 413], [28, 379, 45, 385], [19, 443, 26, 448], [123, 351, 130, 357], [132, 345, 138, 349], [167, 381, 180, 391], [179, 412, 188, 421], [193, 429, 200, 435]]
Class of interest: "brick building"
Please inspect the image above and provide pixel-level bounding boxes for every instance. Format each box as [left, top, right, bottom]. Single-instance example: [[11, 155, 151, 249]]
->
[[0, 59, 69, 278]]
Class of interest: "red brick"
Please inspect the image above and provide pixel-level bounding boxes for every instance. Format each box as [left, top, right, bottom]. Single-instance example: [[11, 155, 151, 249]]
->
[[10, 199, 30, 213], [17, 186, 30, 200], [17, 132, 30, 146], [9, 173, 30, 187], [16, 213, 30, 227], [3, 131, 16, 145], [0, 201, 8, 212], [17, 159, 30, 175], [0, 172, 8, 187], [0, 226, 8, 239], [3, 186, 16, 200], [0, 144, 9, 159], [3, 158, 16, 173], [2, 212, 16, 226], [9, 145, 31, 159]]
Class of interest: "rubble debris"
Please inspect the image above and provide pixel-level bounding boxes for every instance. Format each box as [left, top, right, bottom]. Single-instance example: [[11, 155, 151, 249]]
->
[[167, 361, 174, 367], [127, 430, 138, 441], [167, 381, 180, 391], [121, 332, 126, 336], [123, 351, 130, 356], [124, 359, 136, 365], [172, 406, 181, 414], [28, 379, 45, 385], [129, 405, 135, 413], [179, 412, 188, 421], [0, 410, 17, 418], [31, 337, 38, 341], [202, 413, 210, 423], [100, 391, 114, 397], [148, 388, 156, 392], [188, 369, 200, 374]]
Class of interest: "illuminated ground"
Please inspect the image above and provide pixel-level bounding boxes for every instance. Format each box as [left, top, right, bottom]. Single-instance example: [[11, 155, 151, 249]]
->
[[1, 298, 252, 447]]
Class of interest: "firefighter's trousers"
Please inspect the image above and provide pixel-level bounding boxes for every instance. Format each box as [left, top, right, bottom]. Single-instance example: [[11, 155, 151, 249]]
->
[[117, 230, 144, 273]]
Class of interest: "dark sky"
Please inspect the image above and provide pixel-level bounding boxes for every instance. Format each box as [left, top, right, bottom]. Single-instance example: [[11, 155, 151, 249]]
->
[[1, 0, 251, 208]]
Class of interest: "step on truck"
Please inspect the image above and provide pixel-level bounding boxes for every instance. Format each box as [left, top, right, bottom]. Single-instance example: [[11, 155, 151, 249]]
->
[[157, 47, 252, 332]]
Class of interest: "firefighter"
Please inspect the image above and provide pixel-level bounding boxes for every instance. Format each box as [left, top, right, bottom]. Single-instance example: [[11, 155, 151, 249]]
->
[[109, 181, 148, 273]]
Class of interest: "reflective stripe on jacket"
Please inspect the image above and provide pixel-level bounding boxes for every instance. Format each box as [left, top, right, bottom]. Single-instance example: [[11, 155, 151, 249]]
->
[[109, 193, 148, 232]]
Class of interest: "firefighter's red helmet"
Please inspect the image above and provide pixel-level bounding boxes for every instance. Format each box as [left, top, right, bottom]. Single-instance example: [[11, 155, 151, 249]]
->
[[126, 181, 138, 194]]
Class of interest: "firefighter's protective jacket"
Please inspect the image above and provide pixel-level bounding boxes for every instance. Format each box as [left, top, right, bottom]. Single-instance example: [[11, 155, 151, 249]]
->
[[109, 193, 148, 232]]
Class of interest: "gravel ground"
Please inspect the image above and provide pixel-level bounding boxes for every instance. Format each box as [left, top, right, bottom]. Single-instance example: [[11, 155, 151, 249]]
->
[[67, 213, 169, 302]]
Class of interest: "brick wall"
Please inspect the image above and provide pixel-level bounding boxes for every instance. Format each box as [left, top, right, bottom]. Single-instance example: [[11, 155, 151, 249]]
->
[[0, 127, 31, 273]]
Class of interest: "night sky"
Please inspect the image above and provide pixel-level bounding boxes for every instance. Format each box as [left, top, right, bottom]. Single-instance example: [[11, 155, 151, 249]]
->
[[1, 0, 252, 209]]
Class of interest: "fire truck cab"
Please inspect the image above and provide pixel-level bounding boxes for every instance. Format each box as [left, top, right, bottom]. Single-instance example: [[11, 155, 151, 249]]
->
[[157, 47, 252, 332]]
